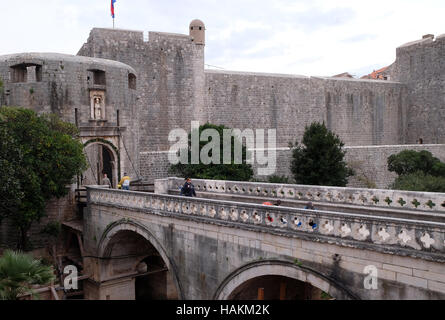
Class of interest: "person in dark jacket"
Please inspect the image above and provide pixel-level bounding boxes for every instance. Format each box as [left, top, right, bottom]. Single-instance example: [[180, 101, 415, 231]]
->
[[180, 178, 196, 197], [304, 202, 315, 210]]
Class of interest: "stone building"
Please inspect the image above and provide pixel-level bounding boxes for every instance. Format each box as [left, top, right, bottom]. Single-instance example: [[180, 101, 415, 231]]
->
[[0, 21, 444, 248]]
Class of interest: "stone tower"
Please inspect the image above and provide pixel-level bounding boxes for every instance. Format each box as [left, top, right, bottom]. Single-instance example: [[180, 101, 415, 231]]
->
[[190, 19, 205, 45]]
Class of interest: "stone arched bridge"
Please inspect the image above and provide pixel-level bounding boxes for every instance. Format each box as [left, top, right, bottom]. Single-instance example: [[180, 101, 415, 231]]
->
[[81, 178, 445, 300]]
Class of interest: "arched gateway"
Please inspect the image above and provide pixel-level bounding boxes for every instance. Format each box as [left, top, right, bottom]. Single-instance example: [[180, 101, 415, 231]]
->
[[89, 220, 184, 300]]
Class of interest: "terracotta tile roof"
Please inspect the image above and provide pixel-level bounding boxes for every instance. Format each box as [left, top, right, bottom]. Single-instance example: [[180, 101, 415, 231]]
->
[[361, 66, 389, 80]]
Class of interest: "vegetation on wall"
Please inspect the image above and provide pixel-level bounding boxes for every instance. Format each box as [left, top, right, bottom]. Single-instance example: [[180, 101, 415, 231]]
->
[[290, 122, 353, 187], [0, 78, 3, 106], [388, 150, 445, 192], [0, 107, 87, 250], [169, 123, 253, 181], [347, 160, 377, 189]]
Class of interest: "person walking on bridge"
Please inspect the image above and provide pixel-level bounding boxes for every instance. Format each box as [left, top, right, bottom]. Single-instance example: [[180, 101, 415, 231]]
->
[[180, 178, 196, 197], [118, 173, 131, 190], [102, 173, 112, 189]]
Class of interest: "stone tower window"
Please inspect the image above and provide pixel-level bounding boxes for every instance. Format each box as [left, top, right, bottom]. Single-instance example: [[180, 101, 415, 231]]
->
[[10, 63, 42, 83], [88, 69, 106, 86], [128, 73, 137, 90]]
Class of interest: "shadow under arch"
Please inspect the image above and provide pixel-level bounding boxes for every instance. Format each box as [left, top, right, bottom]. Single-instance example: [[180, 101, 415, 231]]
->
[[213, 259, 360, 300], [98, 219, 185, 300]]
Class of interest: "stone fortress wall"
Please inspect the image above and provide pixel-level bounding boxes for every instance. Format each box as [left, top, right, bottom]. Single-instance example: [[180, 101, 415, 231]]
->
[[0, 20, 444, 252], [204, 70, 407, 147], [391, 34, 445, 144], [0, 52, 139, 182], [73, 22, 444, 185], [0, 21, 444, 187], [255, 144, 445, 189]]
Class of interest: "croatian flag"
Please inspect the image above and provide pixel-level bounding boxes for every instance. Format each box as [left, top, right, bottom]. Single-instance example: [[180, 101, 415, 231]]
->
[[111, 0, 116, 18]]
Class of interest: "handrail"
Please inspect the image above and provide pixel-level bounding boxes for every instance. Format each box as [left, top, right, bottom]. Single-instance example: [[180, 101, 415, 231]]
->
[[87, 187, 445, 262]]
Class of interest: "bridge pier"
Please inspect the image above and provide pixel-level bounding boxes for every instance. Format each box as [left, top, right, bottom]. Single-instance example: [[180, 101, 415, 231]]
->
[[84, 277, 136, 300]]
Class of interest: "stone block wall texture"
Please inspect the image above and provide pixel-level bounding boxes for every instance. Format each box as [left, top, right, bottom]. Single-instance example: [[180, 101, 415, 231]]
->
[[345, 144, 445, 188], [77, 28, 207, 155], [0, 189, 76, 250], [75, 28, 445, 185], [390, 34, 445, 144], [0, 52, 139, 178], [205, 70, 408, 147], [249, 144, 445, 189]]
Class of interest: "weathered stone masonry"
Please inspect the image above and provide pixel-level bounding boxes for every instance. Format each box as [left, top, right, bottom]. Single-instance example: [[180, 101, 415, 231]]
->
[[1, 22, 444, 250], [83, 185, 445, 299], [1, 23, 444, 186]]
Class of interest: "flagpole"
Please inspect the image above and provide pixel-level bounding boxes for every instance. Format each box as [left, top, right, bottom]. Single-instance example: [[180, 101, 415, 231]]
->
[[111, 0, 116, 29]]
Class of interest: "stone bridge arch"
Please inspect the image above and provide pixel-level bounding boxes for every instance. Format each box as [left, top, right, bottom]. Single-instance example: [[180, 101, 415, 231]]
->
[[97, 219, 184, 300], [213, 260, 360, 300]]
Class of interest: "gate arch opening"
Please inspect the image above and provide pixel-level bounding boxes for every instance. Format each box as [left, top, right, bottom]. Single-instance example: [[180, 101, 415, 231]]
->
[[98, 221, 183, 300], [82, 141, 117, 188]]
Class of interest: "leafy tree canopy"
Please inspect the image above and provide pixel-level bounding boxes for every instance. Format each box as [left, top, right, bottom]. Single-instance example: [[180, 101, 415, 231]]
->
[[391, 171, 445, 193], [169, 123, 253, 181], [290, 122, 353, 187], [388, 150, 445, 177], [0, 107, 87, 249], [388, 150, 445, 192]]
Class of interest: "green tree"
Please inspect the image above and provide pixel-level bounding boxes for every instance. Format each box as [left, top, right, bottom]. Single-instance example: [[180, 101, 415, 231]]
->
[[388, 150, 445, 192], [0, 107, 87, 250], [392, 171, 445, 193], [290, 122, 353, 186], [388, 150, 445, 177], [169, 123, 253, 181], [0, 250, 55, 300]]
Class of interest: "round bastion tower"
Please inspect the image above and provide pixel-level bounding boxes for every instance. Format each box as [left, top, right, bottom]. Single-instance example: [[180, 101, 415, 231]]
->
[[189, 19, 205, 45]]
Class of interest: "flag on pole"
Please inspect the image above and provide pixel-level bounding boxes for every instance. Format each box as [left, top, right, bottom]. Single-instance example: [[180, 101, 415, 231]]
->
[[111, 0, 116, 19]]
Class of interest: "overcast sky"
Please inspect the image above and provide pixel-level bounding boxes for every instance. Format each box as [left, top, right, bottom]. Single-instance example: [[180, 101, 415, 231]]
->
[[1, 0, 444, 77]]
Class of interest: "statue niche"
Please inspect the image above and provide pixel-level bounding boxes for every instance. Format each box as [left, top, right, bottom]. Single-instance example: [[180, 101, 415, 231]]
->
[[90, 90, 106, 121]]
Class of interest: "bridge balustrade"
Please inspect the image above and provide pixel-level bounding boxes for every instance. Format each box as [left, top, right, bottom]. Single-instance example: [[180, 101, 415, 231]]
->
[[162, 177, 445, 213], [87, 185, 445, 263]]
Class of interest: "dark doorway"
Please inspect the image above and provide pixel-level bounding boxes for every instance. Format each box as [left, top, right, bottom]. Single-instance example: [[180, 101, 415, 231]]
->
[[82, 143, 115, 187], [102, 146, 113, 187]]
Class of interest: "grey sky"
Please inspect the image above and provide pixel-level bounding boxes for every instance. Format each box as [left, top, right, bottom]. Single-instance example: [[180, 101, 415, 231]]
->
[[1, 0, 444, 77]]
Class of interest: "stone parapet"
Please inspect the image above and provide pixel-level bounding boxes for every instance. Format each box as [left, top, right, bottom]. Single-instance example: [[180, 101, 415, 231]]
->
[[88, 186, 445, 263], [163, 177, 445, 214]]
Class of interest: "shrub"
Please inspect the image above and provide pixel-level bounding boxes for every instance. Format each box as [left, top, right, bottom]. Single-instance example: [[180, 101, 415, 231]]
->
[[169, 123, 253, 181], [392, 171, 445, 193], [388, 150, 445, 177], [290, 122, 353, 186]]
